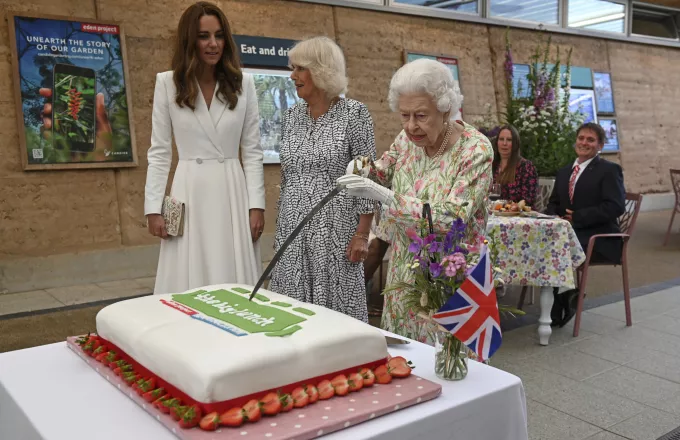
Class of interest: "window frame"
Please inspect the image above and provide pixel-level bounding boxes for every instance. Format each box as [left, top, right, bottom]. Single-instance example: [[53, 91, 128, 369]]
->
[[566, 0, 628, 35], [484, 0, 564, 28], [630, 1, 680, 41], [387, 0, 482, 18], [291, 0, 680, 49]]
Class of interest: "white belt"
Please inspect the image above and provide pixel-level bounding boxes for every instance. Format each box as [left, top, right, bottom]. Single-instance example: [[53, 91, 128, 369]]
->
[[179, 157, 235, 164]]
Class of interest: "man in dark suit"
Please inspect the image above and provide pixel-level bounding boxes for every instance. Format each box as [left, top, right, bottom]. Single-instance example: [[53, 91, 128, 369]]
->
[[546, 122, 626, 327]]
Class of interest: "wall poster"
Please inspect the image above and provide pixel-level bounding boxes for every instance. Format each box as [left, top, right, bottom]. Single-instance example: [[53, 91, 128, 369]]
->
[[403, 50, 463, 120], [599, 118, 619, 153], [593, 71, 616, 115], [8, 13, 137, 170], [236, 35, 299, 165], [568, 88, 598, 124], [244, 67, 301, 164]]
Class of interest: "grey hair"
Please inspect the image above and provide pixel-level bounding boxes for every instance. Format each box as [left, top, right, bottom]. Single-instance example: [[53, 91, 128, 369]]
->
[[288, 36, 348, 98], [388, 58, 464, 117]]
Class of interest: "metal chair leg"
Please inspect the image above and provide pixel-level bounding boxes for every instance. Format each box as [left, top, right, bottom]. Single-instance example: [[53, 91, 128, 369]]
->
[[573, 266, 589, 337], [663, 207, 678, 246], [622, 249, 632, 326]]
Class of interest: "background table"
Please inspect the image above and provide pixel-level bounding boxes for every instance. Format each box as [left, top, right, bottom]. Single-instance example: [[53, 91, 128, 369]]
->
[[487, 215, 586, 345], [0, 331, 528, 440]]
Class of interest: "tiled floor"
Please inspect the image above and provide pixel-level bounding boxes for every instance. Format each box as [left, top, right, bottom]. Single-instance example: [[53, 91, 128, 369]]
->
[[492, 285, 680, 440], [1, 279, 680, 440]]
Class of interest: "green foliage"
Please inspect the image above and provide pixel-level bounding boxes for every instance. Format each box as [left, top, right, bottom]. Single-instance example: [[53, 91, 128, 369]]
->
[[501, 29, 585, 177]]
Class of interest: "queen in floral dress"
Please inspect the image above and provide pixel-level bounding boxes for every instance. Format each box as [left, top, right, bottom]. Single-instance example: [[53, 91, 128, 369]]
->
[[339, 59, 493, 345]]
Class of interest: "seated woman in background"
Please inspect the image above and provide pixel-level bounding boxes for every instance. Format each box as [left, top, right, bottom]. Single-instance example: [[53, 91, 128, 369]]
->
[[492, 125, 538, 207]]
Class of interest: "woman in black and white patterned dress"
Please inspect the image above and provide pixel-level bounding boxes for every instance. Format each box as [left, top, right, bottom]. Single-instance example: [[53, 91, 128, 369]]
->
[[269, 37, 376, 322]]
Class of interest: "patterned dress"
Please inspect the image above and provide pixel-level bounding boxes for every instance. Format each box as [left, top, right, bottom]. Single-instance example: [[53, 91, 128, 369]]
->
[[269, 98, 376, 322], [493, 157, 539, 206], [372, 121, 493, 345]]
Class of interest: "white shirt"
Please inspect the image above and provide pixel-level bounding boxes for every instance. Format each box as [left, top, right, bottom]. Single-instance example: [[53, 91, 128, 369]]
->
[[571, 156, 595, 187]]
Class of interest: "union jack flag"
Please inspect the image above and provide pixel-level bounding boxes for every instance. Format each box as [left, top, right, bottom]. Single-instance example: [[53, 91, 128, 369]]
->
[[432, 246, 502, 361]]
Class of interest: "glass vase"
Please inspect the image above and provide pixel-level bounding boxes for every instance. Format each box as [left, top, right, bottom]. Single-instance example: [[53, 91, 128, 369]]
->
[[434, 331, 468, 381]]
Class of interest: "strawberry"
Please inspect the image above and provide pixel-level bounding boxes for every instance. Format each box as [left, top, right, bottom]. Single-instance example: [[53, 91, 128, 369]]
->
[[76, 333, 91, 346], [199, 412, 220, 431], [331, 375, 349, 396], [375, 365, 392, 384], [179, 404, 202, 429], [91, 345, 108, 358], [292, 387, 309, 408], [137, 378, 157, 395], [259, 392, 281, 416], [95, 351, 109, 363], [219, 408, 244, 427], [243, 399, 261, 423], [143, 387, 166, 403], [172, 405, 187, 422], [160, 398, 180, 414], [348, 372, 364, 392], [279, 393, 294, 412], [304, 384, 319, 403], [317, 380, 334, 400], [104, 351, 118, 363], [387, 356, 413, 378], [109, 359, 128, 370], [360, 368, 376, 387], [153, 393, 171, 408], [124, 373, 141, 385]]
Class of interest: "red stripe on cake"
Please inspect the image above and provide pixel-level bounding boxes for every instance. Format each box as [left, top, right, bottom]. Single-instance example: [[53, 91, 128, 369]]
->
[[97, 336, 388, 414]]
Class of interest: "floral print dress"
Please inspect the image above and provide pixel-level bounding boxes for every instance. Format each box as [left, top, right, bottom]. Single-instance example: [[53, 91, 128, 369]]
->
[[371, 121, 493, 345], [493, 158, 539, 206]]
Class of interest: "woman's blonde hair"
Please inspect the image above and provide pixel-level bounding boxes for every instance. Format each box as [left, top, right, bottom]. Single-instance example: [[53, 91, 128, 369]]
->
[[288, 36, 348, 98]]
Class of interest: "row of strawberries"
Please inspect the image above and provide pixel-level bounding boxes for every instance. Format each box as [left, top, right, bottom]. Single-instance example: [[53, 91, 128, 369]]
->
[[76, 334, 414, 432]]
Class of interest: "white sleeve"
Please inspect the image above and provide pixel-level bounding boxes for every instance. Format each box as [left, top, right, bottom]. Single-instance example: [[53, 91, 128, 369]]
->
[[144, 72, 173, 215], [240, 74, 265, 210]]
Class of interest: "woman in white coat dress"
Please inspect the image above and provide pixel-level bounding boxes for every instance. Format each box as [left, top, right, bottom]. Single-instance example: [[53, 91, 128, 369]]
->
[[145, 2, 265, 294]]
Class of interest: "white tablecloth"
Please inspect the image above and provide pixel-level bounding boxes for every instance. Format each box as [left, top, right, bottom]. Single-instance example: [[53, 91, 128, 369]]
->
[[0, 331, 528, 440]]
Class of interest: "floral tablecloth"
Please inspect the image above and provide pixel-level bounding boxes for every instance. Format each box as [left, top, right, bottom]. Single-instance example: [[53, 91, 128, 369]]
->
[[486, 215, 586, 289]]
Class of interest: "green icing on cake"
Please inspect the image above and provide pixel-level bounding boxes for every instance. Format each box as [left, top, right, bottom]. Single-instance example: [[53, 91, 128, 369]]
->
[[231, 287, 251, 294], [271, 301, 292, 307], [293, 307, 315, 316], [172, 289, 306, 334], [252, 293, 269, 302], [265, 325, 303, 337]]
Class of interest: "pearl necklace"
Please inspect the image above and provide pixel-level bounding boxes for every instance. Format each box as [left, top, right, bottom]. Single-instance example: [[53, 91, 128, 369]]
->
[[307, 97, 339, 122], [428, 122, 453, 162]]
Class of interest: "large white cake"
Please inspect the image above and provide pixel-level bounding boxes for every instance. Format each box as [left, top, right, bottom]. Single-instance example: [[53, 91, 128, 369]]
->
[[96, 284, 389, 405]]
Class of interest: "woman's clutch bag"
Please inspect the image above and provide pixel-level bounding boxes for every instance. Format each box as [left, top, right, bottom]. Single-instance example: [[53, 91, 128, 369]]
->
[[162, 196, 185, 237]]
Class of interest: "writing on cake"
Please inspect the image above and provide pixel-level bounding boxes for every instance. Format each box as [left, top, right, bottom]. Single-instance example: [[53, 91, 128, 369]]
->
[[169, 289, 308, 336]]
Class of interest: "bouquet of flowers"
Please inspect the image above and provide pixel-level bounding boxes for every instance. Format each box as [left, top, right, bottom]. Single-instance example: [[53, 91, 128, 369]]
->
[[384, 215, 523, 380], [503, 29, 585, 177]]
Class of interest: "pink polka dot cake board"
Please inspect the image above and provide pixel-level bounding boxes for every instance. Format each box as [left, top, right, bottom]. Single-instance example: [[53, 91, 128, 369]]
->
[[67, 336, 442, 439]]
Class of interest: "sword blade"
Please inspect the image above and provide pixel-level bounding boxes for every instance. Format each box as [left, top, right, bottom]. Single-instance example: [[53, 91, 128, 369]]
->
[[248, 185, 344, 301]]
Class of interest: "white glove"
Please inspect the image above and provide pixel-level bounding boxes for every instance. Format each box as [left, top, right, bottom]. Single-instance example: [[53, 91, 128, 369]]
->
[[345, 157, 370, 177], [337, 174, 395, 206]]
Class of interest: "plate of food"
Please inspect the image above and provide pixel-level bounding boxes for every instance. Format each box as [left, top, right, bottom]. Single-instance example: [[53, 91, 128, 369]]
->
[[490, 200, 531, 216]]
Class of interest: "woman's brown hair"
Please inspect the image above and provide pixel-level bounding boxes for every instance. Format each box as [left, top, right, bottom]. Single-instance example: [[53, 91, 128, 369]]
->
[[172, 2, 242, 110], [492, 125, 522, 185]]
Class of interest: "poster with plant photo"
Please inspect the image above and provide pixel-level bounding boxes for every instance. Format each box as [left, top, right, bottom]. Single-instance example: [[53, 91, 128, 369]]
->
[[8, 13, 137, 170]]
